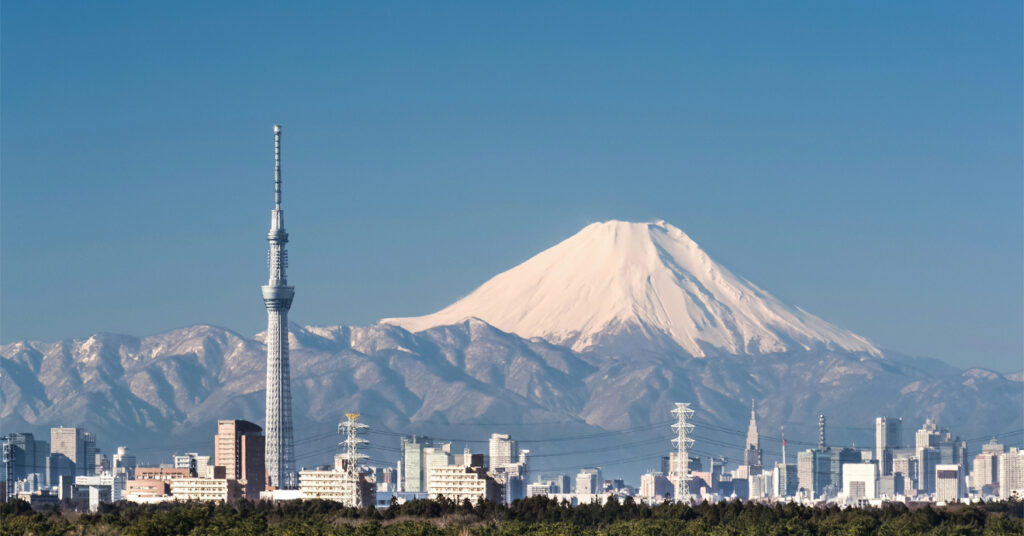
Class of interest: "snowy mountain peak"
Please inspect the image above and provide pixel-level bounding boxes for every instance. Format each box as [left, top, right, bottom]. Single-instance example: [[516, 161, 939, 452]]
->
[[383, 220, 880, 357]]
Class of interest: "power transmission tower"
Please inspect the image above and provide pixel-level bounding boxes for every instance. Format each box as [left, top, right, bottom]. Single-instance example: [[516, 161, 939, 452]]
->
[[338, 413, 369, 507], [671, 402, 695, 503]]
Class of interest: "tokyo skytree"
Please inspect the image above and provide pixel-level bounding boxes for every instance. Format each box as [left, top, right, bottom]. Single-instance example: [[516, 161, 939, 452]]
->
[[262, 125, 296, 488]]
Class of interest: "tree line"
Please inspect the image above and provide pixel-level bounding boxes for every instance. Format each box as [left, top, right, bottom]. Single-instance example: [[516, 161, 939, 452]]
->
[[1, 496, 1021, 535]]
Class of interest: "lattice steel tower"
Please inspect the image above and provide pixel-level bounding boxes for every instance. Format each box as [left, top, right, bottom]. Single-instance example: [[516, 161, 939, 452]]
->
[[263, 125, 296, 488], [671, 402, 695, 503], [338, 413, 370, 507]]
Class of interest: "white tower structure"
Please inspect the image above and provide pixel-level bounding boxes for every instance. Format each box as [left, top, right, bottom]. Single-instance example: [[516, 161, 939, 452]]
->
[[263, 125, 296, 488], [671, 402, 695, 503], [338, 413, 370, 507]]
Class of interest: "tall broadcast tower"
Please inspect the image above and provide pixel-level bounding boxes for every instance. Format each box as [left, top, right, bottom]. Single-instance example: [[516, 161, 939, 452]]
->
[[263, 125, 296, 488]]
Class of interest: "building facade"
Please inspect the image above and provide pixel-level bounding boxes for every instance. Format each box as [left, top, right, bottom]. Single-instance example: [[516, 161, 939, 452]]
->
[[215, 419, 266, 500]]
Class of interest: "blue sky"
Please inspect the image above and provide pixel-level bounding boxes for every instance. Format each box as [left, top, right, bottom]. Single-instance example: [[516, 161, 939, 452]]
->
[[2, 1, 1021, 372]]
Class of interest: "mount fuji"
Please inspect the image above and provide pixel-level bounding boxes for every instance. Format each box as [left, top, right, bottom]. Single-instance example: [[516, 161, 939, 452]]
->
[[385, 220, 879, 358], [2, 220, 1020, 477]]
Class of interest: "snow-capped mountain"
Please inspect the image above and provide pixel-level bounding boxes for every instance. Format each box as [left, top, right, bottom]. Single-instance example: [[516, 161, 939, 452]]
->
[[2, 220, 1020, 475], [386, 220, 879, 357]]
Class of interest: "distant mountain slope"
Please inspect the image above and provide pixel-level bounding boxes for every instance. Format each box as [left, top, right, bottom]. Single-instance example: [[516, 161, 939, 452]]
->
[[3, 220, 1019, 475], [385, 220, 879, 357]]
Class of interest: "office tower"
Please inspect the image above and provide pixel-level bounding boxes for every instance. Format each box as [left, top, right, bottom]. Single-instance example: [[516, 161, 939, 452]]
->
[[982, 438, 1005, 455], [915, 419, 939, 450], [828, 447, 862, 491], [50, 427, 88, 476], [875, 416, 902, 476], [489, 433, 518, 470], [918, 447, 941, 494], [797, 449, 831, 498], [423, 445, 452, 493], [743, 401, 762, 467], [935, 464, 965, 502], [401, 436, 428, 492], [998, 448, 1024, 499], [575, 467, 602, 494], [893, 455, 918, 493], [971, 452, 998, 492], [1, 433, 48, 485], [112, 447, 136, 479], [215, 420, 266, 500], [773, 463, 798, 498], [262, 125, 296, 489], [842, 463, 878, 500], [83, 433, 96, 476]]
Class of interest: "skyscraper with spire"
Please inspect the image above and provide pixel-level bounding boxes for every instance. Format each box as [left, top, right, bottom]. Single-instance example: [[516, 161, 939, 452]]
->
[[743, 401, 762, 467], [262, 125, 296, 488]]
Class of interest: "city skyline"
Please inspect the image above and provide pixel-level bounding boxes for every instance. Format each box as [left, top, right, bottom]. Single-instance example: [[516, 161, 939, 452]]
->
[[2, 2, 1022, 372]]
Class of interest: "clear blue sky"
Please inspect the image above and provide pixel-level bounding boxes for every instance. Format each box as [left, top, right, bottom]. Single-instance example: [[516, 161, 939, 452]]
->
[[2, 2, 1021, 372]]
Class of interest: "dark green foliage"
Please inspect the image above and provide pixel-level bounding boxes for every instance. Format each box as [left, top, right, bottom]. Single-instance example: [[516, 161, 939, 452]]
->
[[0, 497, 1020, 535]]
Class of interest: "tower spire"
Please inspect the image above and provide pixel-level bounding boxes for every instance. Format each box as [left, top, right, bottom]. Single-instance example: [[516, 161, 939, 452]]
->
[[744, 399, 762, 467], [274, 125, 282, 209]]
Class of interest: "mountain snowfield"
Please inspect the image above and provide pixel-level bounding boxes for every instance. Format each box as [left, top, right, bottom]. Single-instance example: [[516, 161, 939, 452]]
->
[[1, 219, 1020, 476], [385, 220, 879, 357]]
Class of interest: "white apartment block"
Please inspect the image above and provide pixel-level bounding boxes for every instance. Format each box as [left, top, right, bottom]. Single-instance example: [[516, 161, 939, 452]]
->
[[935, 464, 965, 502], [428, 465, 499, 504], [169, 478, 240, 502], [998, 448, 1024, 499]]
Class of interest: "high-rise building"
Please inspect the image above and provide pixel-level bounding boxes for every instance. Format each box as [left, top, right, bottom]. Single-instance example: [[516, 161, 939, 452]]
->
[[489, 434, 518, 470], [797, 449, 831, 498], [970, 452, 999, 493], [743, 401, 762, 468], [842, 463, 877, 500], [915, 419, 939, 450], [918, 448, 941, 494], [773, 463, 798, 498], [935, 464, 965, 502], [1, 433, 49, 487], [112, 447, 136, 479], [423, 445, 452, 493], [875, 416, 902, 476], [401, 436, 429, 493], [50, 427, 88, 476], [575, 467, 602, 494], [998, 448, 1024, 499], [262, 125, 296, 489], [215, 420, 266, 500]]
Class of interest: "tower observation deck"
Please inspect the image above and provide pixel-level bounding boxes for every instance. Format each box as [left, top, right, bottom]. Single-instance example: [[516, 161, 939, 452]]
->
[[263, 125, 296, 488]]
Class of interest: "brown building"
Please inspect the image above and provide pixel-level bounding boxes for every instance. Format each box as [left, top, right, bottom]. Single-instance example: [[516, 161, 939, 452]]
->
[[126, 479, 171, 498], [215, 420, 265, 500], [134, 467, 193, 480]]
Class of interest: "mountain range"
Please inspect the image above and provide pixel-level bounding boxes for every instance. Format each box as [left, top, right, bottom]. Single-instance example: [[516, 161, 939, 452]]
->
[[2, 220, 1020, 477]]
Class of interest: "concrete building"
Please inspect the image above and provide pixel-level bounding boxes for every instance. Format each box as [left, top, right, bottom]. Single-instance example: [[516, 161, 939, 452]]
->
[[489, 434, 518, 470], [842, 463, 877, 501], [772, 463, 798, 498], [893, 455, 918, 493], [112, 446, 137, 479], [401, 436, 430, 492], [170, 478, 241, 502], [422, 445, 452, 493], [639, 472, 672, 500], [998, 448, 1024, 499], [262, 125, 297, 489], [427, 465, 501, 504], [51, 427, 92, 476], [134, 467, 194, 480], [575, 467, 602, 494], [215, 419, 266, 500], [935, 464, 965, 502], [797, 449, 831, 498], [971, 452, 999, 493], [1, 433, 49, 487], [875, 416, 902, 476], [125, 479, 170, 499], [299, 459, 375, 506], [918, 447, 941, 494]]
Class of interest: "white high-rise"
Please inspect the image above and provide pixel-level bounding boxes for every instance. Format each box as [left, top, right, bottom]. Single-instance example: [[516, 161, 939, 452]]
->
[[263, 125, 296, 488]]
